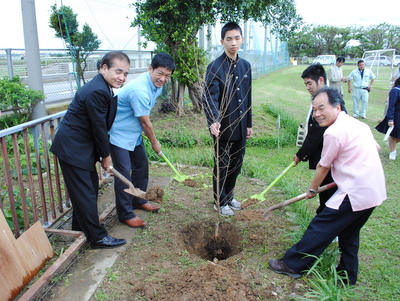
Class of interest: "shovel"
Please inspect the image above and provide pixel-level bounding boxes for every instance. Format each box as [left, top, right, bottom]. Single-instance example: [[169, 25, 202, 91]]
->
[[262, 182, 337, 218], [159, 151, 190, 182], [110, 166, 147, 199], [141, 133, 190, 182], [245, 162, 294, 203]]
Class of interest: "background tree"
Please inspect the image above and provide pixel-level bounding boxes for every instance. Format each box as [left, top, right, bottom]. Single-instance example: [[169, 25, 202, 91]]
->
[[132, 0, 302, 116], [358, 23, 400, 53], [49, 5, 101, 87], [288, 24, 352, 58], [289, 23, 400, 59]]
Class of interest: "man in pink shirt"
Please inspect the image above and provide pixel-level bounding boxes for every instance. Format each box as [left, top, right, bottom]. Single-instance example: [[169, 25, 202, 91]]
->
[[269, 87, 386, 285]]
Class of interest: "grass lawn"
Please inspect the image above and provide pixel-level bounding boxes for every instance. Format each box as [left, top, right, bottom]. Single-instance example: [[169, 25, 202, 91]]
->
[[153, 63, 399, 300]]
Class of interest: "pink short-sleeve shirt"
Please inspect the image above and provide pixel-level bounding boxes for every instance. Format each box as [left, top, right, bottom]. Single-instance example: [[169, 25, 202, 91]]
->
[[319, 112, 386, 211]]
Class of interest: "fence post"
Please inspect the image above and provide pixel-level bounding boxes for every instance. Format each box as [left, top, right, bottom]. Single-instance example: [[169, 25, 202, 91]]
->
[[5, 48, 14, 78]]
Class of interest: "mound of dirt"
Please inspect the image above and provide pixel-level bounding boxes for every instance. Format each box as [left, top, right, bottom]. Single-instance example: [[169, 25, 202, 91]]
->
[[241, 198, 261, 208], [126, 262, 276, 301], [182, 178, 197, 187], [234, 209, 266, 221], [145, 184, 165, 203]]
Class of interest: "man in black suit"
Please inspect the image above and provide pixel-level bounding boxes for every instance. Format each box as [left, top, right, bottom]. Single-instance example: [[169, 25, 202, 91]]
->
[[203, 22, 252, 216], [294, 64, 337, 213], [51, 51, 130, 249]]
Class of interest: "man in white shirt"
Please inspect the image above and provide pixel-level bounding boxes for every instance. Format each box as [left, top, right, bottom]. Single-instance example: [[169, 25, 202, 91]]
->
[[328, 56, 346, 95], [347, 60, 375, 119]]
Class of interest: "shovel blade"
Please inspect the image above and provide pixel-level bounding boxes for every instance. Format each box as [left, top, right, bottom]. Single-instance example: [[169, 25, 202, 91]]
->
[[173, 174, 189, 182], [248, 193, 266, 202], [124, 188, 147, 199]]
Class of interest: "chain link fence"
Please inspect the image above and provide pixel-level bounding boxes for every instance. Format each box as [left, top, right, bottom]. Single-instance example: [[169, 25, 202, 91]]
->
[[202, 21, 290, 79], [1, 23, 289, 104], [0, 49, 153, 104]]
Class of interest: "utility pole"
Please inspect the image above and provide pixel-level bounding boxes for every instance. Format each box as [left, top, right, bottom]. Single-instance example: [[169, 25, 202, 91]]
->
[[21, 0, 47, 120]]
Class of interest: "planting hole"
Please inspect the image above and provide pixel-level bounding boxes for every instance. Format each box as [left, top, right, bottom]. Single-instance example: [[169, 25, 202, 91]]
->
[[182, 221, 242, 261]]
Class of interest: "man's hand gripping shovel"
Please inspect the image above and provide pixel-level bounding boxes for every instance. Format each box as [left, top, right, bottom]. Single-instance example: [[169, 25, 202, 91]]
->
[[262, 182, 337, 218]]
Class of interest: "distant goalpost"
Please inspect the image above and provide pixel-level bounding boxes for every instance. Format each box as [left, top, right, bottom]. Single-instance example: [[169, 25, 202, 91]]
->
[[362, 49, 396, 88]]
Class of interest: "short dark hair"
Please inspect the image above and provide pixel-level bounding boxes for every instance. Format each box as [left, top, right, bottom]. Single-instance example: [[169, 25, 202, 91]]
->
[[357, 59, 365, 65], [151, 53, 176, 72], [221, 22, 242, 40], [301, 64, 327, 85], [337, 56, 345, 63], [100, 51, 130, 69], [394, 77, 400, 87], [313, 87, 346, 111]]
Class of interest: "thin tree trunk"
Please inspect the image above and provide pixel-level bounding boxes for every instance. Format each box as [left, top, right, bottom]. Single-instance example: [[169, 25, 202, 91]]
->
[[188, 81, 203, 112], [171, 79, 177, 109], [176, 83, 185, 116]]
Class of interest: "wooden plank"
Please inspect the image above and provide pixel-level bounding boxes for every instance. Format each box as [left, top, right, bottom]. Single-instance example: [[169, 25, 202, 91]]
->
[[16, 221, 54, 276], [18, 234, 86, 301], [0, 210, 28, 301], [0, 211, 54, 301]]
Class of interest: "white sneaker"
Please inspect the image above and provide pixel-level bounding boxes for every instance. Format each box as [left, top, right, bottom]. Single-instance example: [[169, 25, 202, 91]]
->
[[389, 150, 397, 160], [214, 204, 235, 216], [228, 199, 241, 211]]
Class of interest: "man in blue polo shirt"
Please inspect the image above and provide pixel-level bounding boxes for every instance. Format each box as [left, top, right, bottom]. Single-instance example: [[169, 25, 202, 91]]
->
[[109, 53, 175, 228]]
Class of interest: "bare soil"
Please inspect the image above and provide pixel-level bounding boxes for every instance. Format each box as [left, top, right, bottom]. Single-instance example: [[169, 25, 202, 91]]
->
[[90, 163, 308, 300]]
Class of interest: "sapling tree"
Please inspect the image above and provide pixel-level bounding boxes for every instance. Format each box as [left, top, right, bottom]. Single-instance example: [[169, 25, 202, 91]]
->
[[203, 57, 252, 216]]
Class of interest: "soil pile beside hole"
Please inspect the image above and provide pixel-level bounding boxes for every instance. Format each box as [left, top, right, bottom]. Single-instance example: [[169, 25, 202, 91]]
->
[[182, 221, 242, 261], [241, 198, 260, 208], [182, 178, 197, 187], [234, 209, 265, 221], [145, 184, 164, 203]]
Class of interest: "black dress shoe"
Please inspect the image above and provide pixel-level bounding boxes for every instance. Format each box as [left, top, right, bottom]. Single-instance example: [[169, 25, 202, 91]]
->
[[269, 259, 301, 278], [91, 235, 126, 249]]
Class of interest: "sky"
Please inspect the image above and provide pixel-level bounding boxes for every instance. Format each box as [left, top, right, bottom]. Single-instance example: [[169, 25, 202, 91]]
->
[[0, 0, 399, 50]]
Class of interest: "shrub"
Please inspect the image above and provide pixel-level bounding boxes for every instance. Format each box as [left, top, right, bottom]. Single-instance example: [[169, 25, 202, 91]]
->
[[0, 76, 44, 129]]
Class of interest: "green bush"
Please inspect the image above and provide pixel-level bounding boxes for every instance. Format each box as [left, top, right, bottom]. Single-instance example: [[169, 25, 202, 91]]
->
[[1, 187, 32, 230], [0, 76, 44, 129]]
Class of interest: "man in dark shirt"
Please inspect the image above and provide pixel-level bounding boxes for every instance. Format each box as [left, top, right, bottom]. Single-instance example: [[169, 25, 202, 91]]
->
[[203, 22, 252, 216], [294, 64, 337, 213]]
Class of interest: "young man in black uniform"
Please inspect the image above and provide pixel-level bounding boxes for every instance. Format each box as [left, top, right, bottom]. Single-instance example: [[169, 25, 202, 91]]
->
[[203, 22, 252, 216]]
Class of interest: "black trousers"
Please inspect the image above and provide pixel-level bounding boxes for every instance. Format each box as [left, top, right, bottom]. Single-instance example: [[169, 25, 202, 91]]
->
[[59, 160, 108, 243], [109, 143, 148, 221], [283, 196, 375, 285], [213, 139, 246, 206]]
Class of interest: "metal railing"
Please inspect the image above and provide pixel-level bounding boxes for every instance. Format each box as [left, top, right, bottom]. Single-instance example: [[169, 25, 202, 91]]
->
[[0, 111, 67, 237], [0, 110, 112, 300]]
